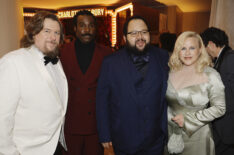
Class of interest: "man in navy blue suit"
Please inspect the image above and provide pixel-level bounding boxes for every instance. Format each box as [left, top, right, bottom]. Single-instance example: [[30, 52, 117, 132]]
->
[[96, 16, 169, 155]]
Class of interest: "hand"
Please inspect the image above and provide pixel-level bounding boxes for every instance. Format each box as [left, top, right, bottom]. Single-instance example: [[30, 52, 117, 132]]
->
[[102, 142, 112, 149], [172, 114, 184, 127]]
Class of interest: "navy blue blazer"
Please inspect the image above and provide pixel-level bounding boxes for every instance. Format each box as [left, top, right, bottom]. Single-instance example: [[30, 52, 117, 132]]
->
[[96, 45, 169, 153]]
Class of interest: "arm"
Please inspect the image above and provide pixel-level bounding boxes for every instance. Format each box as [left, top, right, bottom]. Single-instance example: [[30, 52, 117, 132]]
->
[[96, 58, 112, 146], [0, 56, 20, 155], [183, 70, 226, 136]]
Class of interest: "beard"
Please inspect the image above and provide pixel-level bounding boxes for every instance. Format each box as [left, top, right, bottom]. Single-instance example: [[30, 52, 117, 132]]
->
[[45, 46, 59, 58], [43, 42, 60, 58], [126, 39, 150, 56]]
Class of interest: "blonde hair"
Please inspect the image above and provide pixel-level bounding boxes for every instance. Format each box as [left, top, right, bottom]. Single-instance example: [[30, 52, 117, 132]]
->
[[169, 31, 212, 73]]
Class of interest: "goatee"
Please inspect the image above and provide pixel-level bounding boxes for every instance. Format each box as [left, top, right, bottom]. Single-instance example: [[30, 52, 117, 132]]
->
[[44, 46, 60, 58]]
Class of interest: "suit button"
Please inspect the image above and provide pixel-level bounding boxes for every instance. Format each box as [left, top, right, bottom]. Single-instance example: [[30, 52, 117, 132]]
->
[[88, 112, 91, 115], [88, 99, 92, 103], [88, 88, 91, 91], [77, 87, 80, 91]]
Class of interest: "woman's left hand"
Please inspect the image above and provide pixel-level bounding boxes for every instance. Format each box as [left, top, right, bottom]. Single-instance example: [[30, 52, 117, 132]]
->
[[172, 114, 184, 127]]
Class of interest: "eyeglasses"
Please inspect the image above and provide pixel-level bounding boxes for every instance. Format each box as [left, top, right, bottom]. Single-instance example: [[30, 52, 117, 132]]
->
[[127, 30, 149, 37]]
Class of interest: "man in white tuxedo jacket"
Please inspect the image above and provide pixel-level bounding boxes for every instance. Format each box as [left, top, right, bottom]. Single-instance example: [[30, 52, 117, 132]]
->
[[0, 11, 68, 155]]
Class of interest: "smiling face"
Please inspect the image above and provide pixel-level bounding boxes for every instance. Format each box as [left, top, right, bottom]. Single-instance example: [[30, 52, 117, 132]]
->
[[124, 19, 150, 52], [34, 18, 61, 57], [179, 37, 201, 66]]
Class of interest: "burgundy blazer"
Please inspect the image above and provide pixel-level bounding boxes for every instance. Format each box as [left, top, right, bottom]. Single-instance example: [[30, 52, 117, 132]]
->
[[60, 40, 112, 134]]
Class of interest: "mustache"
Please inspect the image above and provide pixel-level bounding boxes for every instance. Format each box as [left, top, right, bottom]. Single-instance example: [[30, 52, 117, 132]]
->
[[136, 39, 146, 42], [47, 41, 57, 44], [126, 39, 150, 55], [81, 33, 93, 37]]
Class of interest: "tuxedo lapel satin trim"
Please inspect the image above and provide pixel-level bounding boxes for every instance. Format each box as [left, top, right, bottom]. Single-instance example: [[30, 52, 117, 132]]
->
[[55, 60, 68, 111]]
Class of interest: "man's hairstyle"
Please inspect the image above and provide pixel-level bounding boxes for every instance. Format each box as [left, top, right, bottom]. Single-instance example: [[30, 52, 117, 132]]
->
[[169, 31, 212, 73], [200, 27, 229, 48], [73, 10, 96, 26], [123, 16, 150, 36], [20, 11, 63, 48]]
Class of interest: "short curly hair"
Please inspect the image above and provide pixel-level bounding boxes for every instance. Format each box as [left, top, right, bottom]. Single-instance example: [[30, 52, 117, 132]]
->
[[73, 10, 96, 27], [200, 27, 229, 48]]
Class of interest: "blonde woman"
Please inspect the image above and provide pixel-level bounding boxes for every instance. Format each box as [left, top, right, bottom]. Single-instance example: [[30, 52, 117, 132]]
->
[[164, 31, 226, 155]]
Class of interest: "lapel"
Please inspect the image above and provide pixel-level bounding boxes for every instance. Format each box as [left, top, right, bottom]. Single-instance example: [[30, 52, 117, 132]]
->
[[215, 46, 231, 71], [84, 44, 103, 79], [73, 43, 102, 83], [119, 47, 168, 105], [120, 49, 139, 103], [29, 46, 65, 107], [156, 50, 168, 105], [56, 61, 68, 111], [141, 49, 161, 91], [65, 42, 83, 82], [70, 42, 84, 79]]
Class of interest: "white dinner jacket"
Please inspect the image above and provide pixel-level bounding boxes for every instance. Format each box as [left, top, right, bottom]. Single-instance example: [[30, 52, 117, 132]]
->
[[0, 45, 68, 155]]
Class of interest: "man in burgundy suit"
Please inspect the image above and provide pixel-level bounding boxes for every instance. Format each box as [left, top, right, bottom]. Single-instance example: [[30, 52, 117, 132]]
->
[[60, 10, 112, 155]]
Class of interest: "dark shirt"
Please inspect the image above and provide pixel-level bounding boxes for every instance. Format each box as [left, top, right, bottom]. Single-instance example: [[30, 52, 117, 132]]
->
[[74, 38, 95, 74]]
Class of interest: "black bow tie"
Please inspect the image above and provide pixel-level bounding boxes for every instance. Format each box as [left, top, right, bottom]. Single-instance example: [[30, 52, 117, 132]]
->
[[44, 56, 59, 65], [132, 54, 150, 63]]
